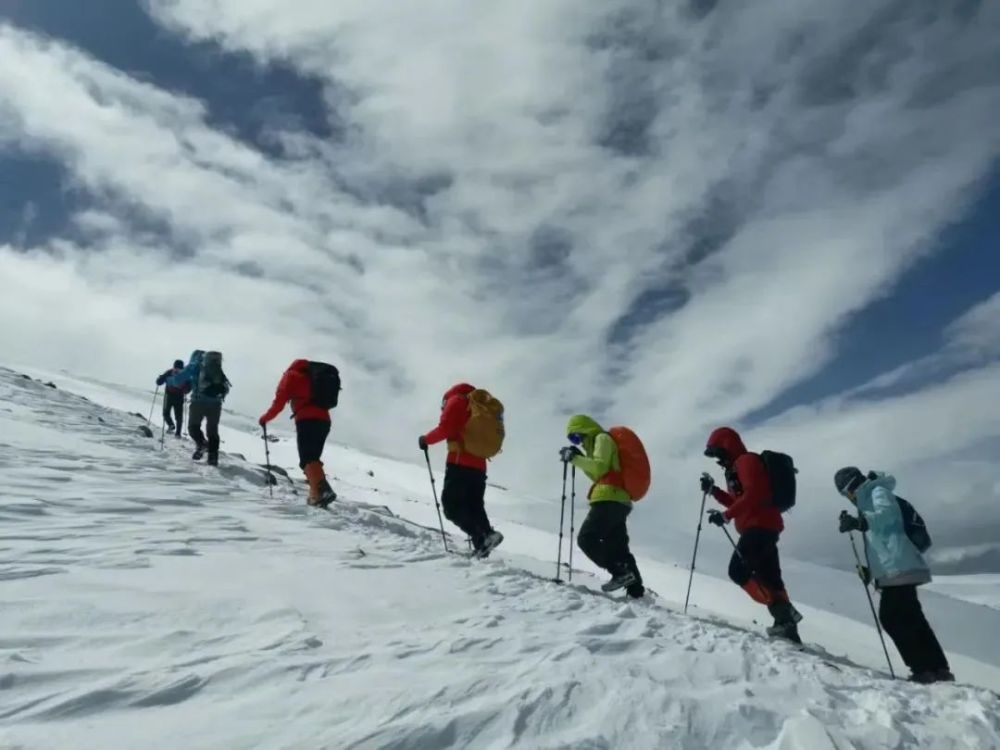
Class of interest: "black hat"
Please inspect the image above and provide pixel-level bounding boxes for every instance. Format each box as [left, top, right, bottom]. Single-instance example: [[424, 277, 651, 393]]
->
[[834, 466, 865, 496], [174, 359, 184, 369]]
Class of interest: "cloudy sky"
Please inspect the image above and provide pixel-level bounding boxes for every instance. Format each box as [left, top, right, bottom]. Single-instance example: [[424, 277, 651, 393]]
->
[[1, 1, 998, 571]]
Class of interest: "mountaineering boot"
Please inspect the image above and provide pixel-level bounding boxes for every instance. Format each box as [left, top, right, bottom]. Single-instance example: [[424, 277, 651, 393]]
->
[[317, 479, 337, 508], [207, 451, 219, 467], [303, 462, 327, 507], [192, 446, 204, 461], [766, 601, 803, 644], [601, 569, 638, 593], [934, 669, 956, 683], [474, 530, 504, 559]]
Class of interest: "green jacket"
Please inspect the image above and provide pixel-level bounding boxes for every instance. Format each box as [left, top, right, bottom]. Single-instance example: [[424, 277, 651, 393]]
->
[[566, 414, 632, 506]]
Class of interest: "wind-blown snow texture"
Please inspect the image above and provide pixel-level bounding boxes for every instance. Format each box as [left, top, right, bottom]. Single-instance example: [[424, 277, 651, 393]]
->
[[2, 366, 999, 749]]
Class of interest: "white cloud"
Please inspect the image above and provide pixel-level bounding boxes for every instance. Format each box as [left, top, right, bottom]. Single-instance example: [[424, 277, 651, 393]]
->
[[1, 2, 999, 564]]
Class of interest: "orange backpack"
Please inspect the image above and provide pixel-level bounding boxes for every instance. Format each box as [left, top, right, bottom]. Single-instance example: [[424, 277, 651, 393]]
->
[[608, 426, 651, 501]]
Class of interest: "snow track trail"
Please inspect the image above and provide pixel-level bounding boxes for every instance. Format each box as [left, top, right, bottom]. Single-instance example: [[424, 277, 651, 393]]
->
[[2, 367, 1000, 749]]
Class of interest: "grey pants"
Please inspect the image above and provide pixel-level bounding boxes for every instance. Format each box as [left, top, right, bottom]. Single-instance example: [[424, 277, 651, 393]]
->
[[188, 401, 222, 454]]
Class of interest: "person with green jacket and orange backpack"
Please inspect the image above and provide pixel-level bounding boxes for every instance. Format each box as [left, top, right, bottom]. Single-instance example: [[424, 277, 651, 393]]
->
[[560, 415, 649, 598]]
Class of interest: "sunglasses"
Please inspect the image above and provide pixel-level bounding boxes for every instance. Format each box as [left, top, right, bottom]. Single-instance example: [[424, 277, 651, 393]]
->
[[568, 433, 584, 446]]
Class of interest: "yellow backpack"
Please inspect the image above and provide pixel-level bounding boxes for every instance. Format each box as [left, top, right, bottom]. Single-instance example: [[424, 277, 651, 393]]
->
[[461, 389, 505, 459]]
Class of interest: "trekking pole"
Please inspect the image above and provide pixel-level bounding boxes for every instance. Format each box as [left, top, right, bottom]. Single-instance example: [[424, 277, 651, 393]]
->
[[160, 418, 166, 450], [849, 532, 896, 679], [568, 466, 577, 583], [684, 490, 710, 614], [423, 448, 449, 553], [262, 424, 274, 498], [554, 460, 568, 582], [147, 386, 160, 425]]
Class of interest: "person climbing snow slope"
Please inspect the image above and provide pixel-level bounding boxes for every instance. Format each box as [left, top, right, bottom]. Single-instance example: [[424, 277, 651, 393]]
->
[[419, 383, 504, 558], [155, 358, 187, 438], [169, 350, 230, 466], [259, 360, 339, 508], [561, 415, 647, 598], [835, 466, 954, 684], [702, 426, 802, 643]]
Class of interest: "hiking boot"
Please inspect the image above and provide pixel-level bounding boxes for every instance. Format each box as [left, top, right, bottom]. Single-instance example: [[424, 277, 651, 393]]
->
[[601, 570, 638, 593], [935, 669, 956, 683], [909, 671, 939, 684], [192, 447, 204, 461], [207, 452, 218, 467], [766, 621, 803, 644], [626, 583, 646, 599], [474, 530, 504, 558], [174, 430, 182, 438], [303, 462, 328, 506], [314, 482, 337, 509]]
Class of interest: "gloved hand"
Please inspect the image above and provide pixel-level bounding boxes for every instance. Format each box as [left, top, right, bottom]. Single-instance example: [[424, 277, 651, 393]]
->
[[839, 510, 868, 533], [559, 445, 582, 463], [856, 565, 871, 586], [258, 415, 267, 427], [700, 472, 715, 493], [418, 435, 428, 451], [707, 509, 727, 527]]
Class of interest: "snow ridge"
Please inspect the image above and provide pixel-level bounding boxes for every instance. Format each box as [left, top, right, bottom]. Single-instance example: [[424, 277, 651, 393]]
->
[[2, 367, 999, 749]]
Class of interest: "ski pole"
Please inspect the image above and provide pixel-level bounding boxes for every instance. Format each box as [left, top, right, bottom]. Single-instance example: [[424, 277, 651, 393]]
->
[[262, 423, 274, 498], [423, 447, 449, 553], [568, 465, 577, 583], [849, 532, 895, 679], [160, 417, 166, 450], [684, 490, 710, 614], [147, 385, 160, 425], [555, 460, 568, 582]]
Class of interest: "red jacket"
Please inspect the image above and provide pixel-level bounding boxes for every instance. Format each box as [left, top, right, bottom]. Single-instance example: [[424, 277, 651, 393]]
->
[[424, 383, 486, 472], [707, 427, 783, 534], [260, 360, 330, 424]]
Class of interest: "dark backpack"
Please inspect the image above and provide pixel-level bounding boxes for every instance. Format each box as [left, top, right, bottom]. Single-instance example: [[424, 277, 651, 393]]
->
[[759, 450, 797, 512], [896, 495, 932, 552], [307, 362, 340, 409], [198, 351, 230, 399]]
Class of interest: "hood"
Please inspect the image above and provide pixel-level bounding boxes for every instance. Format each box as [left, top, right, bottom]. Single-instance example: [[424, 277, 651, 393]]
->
[[705, 427, 747, 463], [288, 359, 310, 373], [566, 414, 605, 438], [173, 359, 184, 369], [858, 471, 897, 499], [443, 383, 476, 402], [189, 350, 205, 366]]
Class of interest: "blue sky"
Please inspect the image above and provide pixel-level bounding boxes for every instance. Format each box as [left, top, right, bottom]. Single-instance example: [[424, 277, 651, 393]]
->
[[1, 1, 998, 569]]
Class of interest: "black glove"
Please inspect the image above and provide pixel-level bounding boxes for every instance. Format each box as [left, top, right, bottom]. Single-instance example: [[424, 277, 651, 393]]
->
[[418, 435, 428, 452], [857, 565, 871, 586], [559, 445, 582, 463], [839, 510, 868, 533], [700, 473, 715, 493], [707, 509, 727, 527]]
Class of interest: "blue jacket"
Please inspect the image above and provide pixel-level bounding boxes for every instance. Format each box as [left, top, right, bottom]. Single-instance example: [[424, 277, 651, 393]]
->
[[168, 350, 227, 405], [856, 473, 931, 588]]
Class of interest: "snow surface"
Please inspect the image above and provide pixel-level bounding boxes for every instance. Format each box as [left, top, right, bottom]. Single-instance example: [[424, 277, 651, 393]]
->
[[2, 366, 1000, 749]]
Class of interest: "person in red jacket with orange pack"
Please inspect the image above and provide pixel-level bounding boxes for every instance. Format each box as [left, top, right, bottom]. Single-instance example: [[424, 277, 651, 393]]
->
[[701, 426, 803, 643], [259, 360, 340, 508], [419, 383, 505, 558]]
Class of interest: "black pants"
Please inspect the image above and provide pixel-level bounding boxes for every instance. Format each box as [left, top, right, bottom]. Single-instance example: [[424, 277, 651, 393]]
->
[[188, 401, 221, 454], [728, 529, 786, 596], [163, 391, 184, 434], [577, 502, 643, 587], [296, 420, 330, 468], [879, 585, 949, 675], [441, 464, 492, 548]]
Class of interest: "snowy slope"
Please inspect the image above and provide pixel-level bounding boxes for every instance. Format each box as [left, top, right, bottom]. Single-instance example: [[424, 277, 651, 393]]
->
[[2, 367, 1000, 749]]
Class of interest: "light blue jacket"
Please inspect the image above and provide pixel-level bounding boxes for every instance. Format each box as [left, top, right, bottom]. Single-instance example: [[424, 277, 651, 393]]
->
[[855, 473, 931, 588], [168, 350, 226, 405]]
